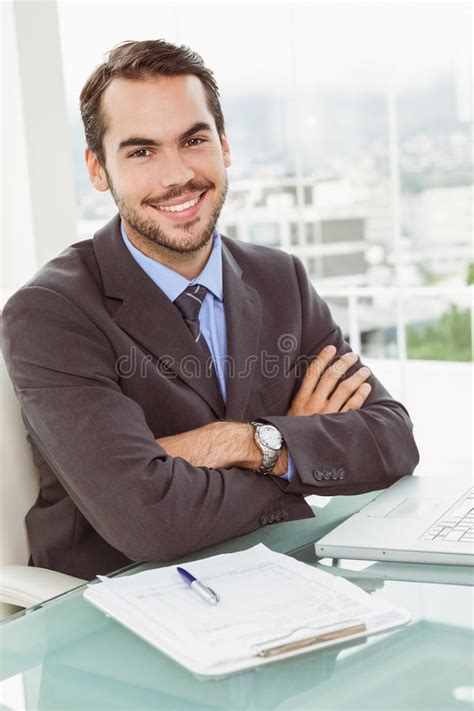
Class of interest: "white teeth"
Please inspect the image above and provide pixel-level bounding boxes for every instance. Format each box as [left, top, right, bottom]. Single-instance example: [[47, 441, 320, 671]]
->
[[156, 195, 200, 213]]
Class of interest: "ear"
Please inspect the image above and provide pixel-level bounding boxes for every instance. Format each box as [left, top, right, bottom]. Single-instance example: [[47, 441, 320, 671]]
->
[[221, 133, 231, 169], [85, 148, 109, 192]]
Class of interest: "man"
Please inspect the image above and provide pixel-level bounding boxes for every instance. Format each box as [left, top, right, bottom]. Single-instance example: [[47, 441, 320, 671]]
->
[[2, 40, 419, 580]]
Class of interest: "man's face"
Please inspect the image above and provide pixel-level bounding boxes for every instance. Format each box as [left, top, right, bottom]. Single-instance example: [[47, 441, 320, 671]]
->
[[87, 75, 231, 254]]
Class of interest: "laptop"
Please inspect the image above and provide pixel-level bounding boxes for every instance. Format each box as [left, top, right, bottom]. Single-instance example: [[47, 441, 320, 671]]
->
[[315, 476, 474, 566]]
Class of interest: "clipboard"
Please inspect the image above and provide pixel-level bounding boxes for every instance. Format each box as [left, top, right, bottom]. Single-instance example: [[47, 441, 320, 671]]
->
[[84, 545, 411, 678]]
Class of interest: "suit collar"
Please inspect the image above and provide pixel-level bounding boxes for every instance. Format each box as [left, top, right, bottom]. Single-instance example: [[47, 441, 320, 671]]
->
[[221, 240, 262, 420], [93, 214, 262, 421]]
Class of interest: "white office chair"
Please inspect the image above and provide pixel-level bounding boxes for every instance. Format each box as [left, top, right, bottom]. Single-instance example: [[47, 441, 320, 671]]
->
[[0, 355, 85, 620]]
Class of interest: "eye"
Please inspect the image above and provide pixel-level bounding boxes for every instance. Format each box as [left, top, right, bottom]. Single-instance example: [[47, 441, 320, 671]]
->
[[186, 137, 207, 147], [129, 148, 152, 158]]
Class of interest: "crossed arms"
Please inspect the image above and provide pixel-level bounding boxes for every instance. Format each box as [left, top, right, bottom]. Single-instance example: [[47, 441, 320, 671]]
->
[[157, 346, 372, 475]]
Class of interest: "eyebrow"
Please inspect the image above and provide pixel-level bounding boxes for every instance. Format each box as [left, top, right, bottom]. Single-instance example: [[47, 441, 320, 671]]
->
[[118, 121, 212, 152]]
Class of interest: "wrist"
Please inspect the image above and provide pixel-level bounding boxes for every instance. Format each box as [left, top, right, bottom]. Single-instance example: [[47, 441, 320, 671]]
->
[[271, 446, 289, 476], [233, 423, 262, 470], [215, 422, 261, 470]]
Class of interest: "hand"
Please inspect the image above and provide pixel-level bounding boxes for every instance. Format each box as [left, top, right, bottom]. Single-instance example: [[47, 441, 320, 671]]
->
[[287, 345, 371, 417]]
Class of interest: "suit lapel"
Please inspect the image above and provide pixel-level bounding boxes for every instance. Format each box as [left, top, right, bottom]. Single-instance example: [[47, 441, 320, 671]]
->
[[93, 215, 225, 418], [221, 241, 262, 421]]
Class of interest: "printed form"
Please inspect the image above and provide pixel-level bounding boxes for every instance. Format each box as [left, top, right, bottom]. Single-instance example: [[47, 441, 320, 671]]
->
[[86, 544, 410, 671]]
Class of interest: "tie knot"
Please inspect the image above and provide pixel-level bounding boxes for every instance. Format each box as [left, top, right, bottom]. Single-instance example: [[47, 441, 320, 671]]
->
[[174, 284, 208, 323]]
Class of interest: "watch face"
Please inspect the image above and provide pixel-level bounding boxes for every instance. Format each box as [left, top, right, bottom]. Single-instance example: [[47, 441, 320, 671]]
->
[[260, 425, 283, 450]]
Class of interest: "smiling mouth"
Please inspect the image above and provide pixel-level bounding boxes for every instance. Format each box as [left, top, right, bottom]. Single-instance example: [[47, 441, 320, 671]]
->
[[149, 190, 207, 214]]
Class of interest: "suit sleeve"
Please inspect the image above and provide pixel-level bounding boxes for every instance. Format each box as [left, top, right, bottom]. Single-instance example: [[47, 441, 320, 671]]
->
[[264, 256, 420, 497], [2, 285, 313, 563]]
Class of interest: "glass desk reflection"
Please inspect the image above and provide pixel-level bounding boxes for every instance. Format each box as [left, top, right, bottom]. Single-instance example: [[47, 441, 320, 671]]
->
[[1, 492, 473, 711]]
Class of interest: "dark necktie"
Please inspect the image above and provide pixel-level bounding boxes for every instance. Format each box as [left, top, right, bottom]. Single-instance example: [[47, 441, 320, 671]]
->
[[174, 284, 224, 412], [174, 284, 215, 374], [174, 283, 209, 343]]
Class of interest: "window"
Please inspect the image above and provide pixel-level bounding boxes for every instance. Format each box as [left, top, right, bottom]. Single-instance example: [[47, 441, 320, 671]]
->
[[289, 222, 299, 246], [248, 224, 280, 247], [321, 252, 366, 278], [56, 0, 471, 366], [303, 186, 313, 205], [321, 219, 364, 244], [305, 223, 316, 245]]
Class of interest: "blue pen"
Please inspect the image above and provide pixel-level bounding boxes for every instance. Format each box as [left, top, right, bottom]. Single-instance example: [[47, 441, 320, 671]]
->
[[177, 566, 220, 605]]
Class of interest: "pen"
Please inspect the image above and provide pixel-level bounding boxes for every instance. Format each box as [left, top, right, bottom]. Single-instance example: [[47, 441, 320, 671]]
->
[[176, 566, 220, 605]]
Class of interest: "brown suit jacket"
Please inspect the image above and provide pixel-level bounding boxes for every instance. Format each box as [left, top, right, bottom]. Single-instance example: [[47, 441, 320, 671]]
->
[[2, 214, 419, 579]]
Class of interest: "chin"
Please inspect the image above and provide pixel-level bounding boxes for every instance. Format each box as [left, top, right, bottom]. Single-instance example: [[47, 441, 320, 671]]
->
[[151, 222, 214, 255], [172, 232, 214, 255]]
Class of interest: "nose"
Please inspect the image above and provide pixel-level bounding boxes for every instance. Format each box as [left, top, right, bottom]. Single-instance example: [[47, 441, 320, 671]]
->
[[159, 149, 195, 189]]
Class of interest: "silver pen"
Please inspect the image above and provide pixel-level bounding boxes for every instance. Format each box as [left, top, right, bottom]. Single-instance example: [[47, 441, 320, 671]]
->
[[176, 566, 220, 605]]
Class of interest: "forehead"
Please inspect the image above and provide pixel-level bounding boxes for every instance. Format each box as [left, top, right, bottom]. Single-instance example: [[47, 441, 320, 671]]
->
[[101, 75, 214, 142]]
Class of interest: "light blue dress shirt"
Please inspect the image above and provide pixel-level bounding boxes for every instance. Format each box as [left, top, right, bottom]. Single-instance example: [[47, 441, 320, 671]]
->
[[120, 222, 295, 481]]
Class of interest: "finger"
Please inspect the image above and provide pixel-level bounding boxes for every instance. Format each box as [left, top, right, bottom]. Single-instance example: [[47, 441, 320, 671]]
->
[[296, 344, 337, 399], [340, 383, 372, 412], [327, 365, 371, 411], [313, 351, 359, 403]]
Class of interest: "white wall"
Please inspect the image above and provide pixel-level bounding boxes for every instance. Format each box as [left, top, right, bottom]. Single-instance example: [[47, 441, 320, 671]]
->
[[365, 358, 473, 478], [1, 1, 36, 302], [1, 0, 77, 305]]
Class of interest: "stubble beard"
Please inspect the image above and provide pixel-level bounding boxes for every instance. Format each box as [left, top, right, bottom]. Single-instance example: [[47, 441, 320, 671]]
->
[[106, 170, 228, 256]]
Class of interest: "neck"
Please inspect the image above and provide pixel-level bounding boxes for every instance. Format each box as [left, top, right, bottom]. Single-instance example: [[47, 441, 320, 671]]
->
[[123, 224, 214, 280]]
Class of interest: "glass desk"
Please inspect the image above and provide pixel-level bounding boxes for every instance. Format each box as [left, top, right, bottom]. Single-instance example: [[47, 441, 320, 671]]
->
[[1, 493, 473, 710]]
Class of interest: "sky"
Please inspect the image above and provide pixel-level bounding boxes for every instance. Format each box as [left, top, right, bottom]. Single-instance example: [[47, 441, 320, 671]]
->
[[57, 0, 472, 111]]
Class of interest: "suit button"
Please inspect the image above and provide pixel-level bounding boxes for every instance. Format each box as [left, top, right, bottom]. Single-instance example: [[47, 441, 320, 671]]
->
[[282, 510, 289, 520], [268, 513, 276, 523], [337, 468, 345, 479], [323, 472, 331, 480], [260, 515, 268, 525], [313, 470, 323, 481], [275, 512, 282, 522]]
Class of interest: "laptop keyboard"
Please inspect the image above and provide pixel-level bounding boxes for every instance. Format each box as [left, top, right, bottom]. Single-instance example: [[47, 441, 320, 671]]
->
[[420, 487, 474, 543]]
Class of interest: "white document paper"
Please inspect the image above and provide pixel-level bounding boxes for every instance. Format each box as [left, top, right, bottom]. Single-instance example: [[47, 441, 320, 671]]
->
[[84, 544, 410, 676]]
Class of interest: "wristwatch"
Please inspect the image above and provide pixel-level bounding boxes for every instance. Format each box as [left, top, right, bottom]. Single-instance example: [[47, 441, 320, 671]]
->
[[250, 421, 284, 475]]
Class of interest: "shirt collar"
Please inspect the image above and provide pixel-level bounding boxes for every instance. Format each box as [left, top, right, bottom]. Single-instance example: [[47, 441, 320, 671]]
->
[[120, 221, 223, 303]]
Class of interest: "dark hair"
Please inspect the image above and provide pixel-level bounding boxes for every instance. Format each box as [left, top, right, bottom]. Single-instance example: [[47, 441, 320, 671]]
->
[[80, 39, 225, 166]]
